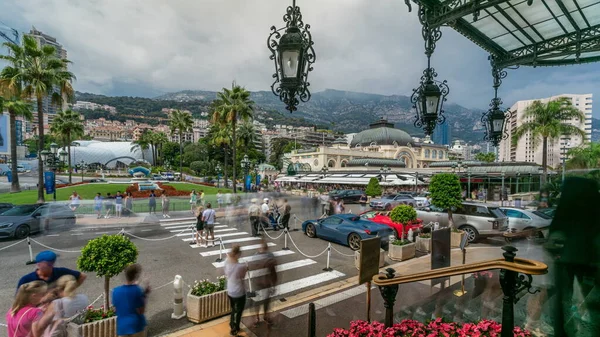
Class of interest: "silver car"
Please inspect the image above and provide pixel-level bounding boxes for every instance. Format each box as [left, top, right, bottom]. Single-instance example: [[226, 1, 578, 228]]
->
[[500, 207, 552, 239], [369, 194, 416, 210], [416, 202, 509, 242]]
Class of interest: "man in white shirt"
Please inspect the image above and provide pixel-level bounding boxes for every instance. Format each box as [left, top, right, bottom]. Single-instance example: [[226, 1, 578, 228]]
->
[[248, 199, 261, 237], [202, 203, 217, 247], [260, 198, 271, 231]]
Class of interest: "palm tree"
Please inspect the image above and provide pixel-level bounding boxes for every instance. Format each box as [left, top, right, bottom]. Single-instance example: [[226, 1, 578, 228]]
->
[[0, 98, 33, 192], [211, 83, 254, 193], [236, 120, 256, 159], [210, 123, 232, 188], [130, 131, 150, 161], [512, 97, 586, 183], [151, 132, 168, 166], [1, 36, 75, 202], [567, 142, 600, 169], [50, 110, 84, 184], [169, 110, 193, 180]]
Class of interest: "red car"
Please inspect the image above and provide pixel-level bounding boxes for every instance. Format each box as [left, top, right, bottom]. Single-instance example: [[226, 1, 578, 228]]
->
[[359, 210, 423, 238]]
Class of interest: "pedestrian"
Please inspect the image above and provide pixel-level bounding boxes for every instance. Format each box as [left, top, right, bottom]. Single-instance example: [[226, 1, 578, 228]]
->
[[112, 264, 150, 337], [148, 190, 156, 214], [248, 199, 261, 237], [261, 198, 271, 231], [359, 193, 367, 212], [17, 250, 87, 290], [217, 190, 224, 209], [320, 193, 330, 217], [225, 192, 232, 207], [253, 240, 277, 327], [94, 193, 103, 219], [189, 190, 197, 213], [69, 191, 81, 212], [190, 206, 205, 247], [199, 190, 205, 206], [6, 281, 54, 337], [125, 192, 134, 217], [202, 203, 217, 247], [104, 192, 114, 219], [281, 198, 291, 231], [115, 191, 124, 218], [51, 275, 89, 318], [224, 245, 247, 336], [161, 192, 170, 218]]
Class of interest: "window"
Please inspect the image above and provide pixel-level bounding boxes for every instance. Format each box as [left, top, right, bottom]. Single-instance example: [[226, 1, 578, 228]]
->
[[503, 209, 523, 219], [432, 150, 437, 159], [425, 149, 430, 158], [321, 217, 342, 226]]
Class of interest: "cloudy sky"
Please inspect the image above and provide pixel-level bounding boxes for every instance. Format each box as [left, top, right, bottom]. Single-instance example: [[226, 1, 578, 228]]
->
[[2, 0, 600, 117]]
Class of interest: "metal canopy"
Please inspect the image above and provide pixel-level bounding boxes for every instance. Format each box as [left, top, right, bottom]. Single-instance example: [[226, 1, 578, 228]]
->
[[415, 0, 600, 67]]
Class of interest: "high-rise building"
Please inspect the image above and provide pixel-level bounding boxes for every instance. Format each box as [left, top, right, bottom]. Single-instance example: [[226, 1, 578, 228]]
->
[[432, 122, 451, 145], [499, 94, 592, 168], [28, 27, 68, 116]]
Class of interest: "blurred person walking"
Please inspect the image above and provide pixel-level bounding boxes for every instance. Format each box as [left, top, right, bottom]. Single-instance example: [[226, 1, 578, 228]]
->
[[115, 191, 124, 218], [281, 199, 291, 231], [68, 191, 81, 212], [112, 264, 150, 337], [547, 177, 600, 337], [104, 193, 114, 219], [18, 251, 87, 290], [6, 281, 54, 337], [253, 240, 277, 327], [50, 275, 89, 319], [359, 193, 368, 212], [161, 192, 170, 218], [202, 203, 217, 247], [190, 206, 205, 247], [148, 191, 157, 215], [224, 245, 247, 336], [94, 193, 103, 219], [125, 192, 134, 217], [189, 190, 197, 213], [248, 199, 261, 237]]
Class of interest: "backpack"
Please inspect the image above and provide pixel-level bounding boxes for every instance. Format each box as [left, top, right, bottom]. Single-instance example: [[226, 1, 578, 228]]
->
[[43, 300, 68, 337]]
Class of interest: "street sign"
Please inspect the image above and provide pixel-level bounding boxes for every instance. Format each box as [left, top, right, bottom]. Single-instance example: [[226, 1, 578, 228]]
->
[[245, 175, 251, 190], [358, 237, 381, 284], [44, 171, 55, 194]]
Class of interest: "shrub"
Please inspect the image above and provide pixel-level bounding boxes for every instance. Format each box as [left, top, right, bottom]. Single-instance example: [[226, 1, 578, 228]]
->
[[391, 239, 412, 246], [429, 173, 462, 228], [190, 276, 226, 297], [389, 204, 417, 225], [77, 234, 138, 311], [365, 177, 382, 197], [419, 232, 431, 239], [81, 306, 116, 324]]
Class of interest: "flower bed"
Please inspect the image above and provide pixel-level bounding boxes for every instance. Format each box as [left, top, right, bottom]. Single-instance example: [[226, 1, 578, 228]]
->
[[328, 318, 531, 337], [187, 277, 230, 323], [67, 306, 116, 337], [124, 183, 193, 198]]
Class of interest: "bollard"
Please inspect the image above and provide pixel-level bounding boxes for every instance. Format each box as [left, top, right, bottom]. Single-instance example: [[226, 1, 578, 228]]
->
[[323, 243, 332, 271], [282, 229, 290, 250], [190, 227, 195, 243], [307, 302, 316, 337], [215, 237, 224, 263], [26, 237, 35, 265], [292, 215, 299, 231], [171, 275, 186, 319]]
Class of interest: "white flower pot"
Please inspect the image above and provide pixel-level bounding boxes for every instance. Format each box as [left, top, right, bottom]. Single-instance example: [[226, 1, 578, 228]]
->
[[388, 242, 415, 261], [67, 316, 116, 337], [416, 236, 431, 253], [451, 231, 466, 248], [354, 249, 385, 270], [186, 289, 231, 323]]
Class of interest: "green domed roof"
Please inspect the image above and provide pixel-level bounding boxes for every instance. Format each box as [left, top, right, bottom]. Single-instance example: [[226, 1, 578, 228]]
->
[[350, 119, 412, 148]]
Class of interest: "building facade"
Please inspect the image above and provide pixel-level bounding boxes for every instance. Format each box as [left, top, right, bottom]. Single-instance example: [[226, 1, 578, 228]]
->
[[499, 94, 592, 168], [432, 121, 451, 145]]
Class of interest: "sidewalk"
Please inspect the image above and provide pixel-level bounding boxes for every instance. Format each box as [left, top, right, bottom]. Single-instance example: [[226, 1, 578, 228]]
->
[[168, 246, 504, 337], [75, 208, 249, 227]]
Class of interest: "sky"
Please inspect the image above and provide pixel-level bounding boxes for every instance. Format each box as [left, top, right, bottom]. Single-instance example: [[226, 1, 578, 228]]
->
[[2, 0, 600, 118]]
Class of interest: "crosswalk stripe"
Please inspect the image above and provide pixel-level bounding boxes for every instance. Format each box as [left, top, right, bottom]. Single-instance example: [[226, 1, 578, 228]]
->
[[167, 224, 227, 231], [161, 221, 221, 227], [188, 237, 261, 248], [182, 232, 248, 241], [252, 271, 345, 302], [280, 285, 369, 318], [159, 217, 196, 223], [212, 250, 295, 268], [176, 229, 238, 237], [247, 259, 316, 279], [200, 243, 277, 256]]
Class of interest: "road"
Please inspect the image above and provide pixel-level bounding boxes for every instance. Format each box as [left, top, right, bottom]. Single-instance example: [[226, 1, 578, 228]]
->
[[0, 197, 359, 337]]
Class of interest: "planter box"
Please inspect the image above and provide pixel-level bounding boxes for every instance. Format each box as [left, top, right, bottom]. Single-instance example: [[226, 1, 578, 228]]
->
[[186, 289, 230, 323], [388, 242, 415, 261], [451, 231, 466, 248], [354, 249, 385, 270], [67, 316, 116, 337], [415, 236, 431, 253]]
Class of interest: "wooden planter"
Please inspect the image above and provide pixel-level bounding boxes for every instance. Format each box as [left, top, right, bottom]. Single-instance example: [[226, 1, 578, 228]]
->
[[186, 289, 231, 323], [354, 248, 385, 270], [67, 316, 116, 337], [451, 231, 466, 248], [388, 242, 415, 261], [415, 236, 431, 253]]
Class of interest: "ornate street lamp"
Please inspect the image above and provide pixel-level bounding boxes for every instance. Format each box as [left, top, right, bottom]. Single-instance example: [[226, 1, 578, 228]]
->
[[268, 0, 316, 113], [40, 145, 67, 201], [216, 164, 222, 188], [411, 7, 449, 136], [79, 160, 88, 182], [482, 56, 512, 146], [241, 155, 251, 192]]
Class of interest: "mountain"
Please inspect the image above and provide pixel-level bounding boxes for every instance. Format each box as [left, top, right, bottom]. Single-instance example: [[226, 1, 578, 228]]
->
[[156, 89, 488, 142]]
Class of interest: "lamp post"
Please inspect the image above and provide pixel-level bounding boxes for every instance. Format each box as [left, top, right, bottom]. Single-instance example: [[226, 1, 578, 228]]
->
[[467, 167, 472, 200], [561, 139, 571, 183], [216, 164, 222, 188], [320, 166, 328, 179], [501, 171, 506, 206], [79, 160, 88, 182], [267, 0, 316, 113], [482, 57, 512, 147], [516, 172, 520, 194], [538, 167, 544, 191], [40, 143, 68, 201], [241, 155, 251, 193], [379, 165, 391, 182]]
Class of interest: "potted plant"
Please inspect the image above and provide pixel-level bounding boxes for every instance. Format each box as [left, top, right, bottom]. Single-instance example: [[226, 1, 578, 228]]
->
[[451, 226, 466, 248], [74, 235, 138, 337], [186, 277, 230, 323], [416, 232, 431, 253], [389, 205, 418, 238], [429, 173, 463, 235]]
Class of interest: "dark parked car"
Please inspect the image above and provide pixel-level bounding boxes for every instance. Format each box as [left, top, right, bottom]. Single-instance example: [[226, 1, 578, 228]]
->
[[0, 203, 76, 239], [330, 190, 366, 204], [302, 214, 394, 250], [86, 178, 107, 183], [0, 203, 14, 214]]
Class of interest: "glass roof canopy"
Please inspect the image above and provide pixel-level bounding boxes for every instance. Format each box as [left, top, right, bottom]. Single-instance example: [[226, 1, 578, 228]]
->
[[417, 0, 600, 67]]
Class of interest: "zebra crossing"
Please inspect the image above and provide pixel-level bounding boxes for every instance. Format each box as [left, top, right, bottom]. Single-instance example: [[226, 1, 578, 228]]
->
[[158, 216, 348, 302]]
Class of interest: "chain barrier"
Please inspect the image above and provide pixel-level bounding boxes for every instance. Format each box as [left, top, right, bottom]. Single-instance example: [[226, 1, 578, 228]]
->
[[259, 223, 286, 240], [30, 238, 82, 253], [124, 225, 193, 241], [152, 280, 175, 291], [331, 245, 356, 257], [286, 232, 329, 259], [0, 239, 26, 251]]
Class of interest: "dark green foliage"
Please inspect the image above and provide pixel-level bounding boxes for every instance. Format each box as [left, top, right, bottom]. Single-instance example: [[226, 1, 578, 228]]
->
[[389, 204, 417, 225], [365, 177, 382, 197], [429, 173, 462, 211], [77, 234, 138, 278]]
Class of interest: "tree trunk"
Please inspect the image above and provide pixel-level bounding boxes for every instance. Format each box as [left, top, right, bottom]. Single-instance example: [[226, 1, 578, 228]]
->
[[67, 134, 72, 184], [541, 137, 548, 185], [223, 145, 228, 188], [37, 97, 45, 203], [232, 119, 237, 194], [104, 275, 110, 312], [179, 132, 184, 181], [448, 209, 455, 229], [9, 110, 20, 193]]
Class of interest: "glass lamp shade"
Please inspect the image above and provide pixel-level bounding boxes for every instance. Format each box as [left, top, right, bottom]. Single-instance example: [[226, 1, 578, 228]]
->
[[59, 150, 68, 161], [491, 114, 505, 135], [278, 27, 304, 82], [50, 143, 58, 154], [40, 150, 50, 162], [282, 50, 300, 78], [423, 82, 441, 117]]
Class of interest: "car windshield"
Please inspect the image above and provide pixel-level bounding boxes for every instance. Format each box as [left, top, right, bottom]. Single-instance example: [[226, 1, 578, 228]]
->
[[361, 212, 377, 219], [381, 195, 395, 200], [533, 211, 553, 220], [488, 207, 506, 218], [1, 205, 38, 216]]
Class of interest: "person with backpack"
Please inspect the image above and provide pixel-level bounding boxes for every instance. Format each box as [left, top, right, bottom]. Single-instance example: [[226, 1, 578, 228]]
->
[[6, 281, 55, 337]]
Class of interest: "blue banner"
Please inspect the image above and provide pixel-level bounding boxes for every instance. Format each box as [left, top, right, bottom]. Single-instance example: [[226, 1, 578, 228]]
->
[[245, 175, 251, 190], [0, 114, 7, 153], [15, 120, 23, 146], [256, 174, 261, 186], [44, 171, 55, 194]]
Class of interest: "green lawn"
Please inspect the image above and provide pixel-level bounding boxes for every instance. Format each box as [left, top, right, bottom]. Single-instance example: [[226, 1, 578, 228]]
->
[[0, 182, 231, 206]]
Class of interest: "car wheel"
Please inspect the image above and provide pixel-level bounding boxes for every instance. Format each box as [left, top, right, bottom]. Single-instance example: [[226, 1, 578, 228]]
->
[[15, 225, 30, 239], [305, 223, 317, 238], [460, 225, 479, 243], [348, 233, 361, 251], [524, 227, 544, 240]]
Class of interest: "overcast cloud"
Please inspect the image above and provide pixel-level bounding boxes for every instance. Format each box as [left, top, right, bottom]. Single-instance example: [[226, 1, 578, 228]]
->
[[2, 0, 600, 117]]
